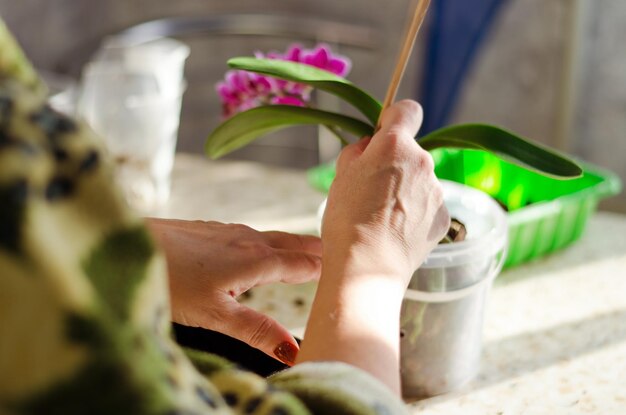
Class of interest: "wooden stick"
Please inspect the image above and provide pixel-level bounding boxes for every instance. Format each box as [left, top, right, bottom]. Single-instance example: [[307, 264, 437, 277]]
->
[[377, 0, 431, 129]]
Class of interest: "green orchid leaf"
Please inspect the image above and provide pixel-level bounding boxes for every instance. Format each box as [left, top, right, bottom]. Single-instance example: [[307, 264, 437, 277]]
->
[[418, 124, 582, 179], [205, 105, 374, 159], [228, 57, 382, 125]]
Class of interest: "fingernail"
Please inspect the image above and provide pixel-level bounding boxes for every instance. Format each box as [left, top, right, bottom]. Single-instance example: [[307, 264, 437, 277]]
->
[[273, 341, 298, 366]]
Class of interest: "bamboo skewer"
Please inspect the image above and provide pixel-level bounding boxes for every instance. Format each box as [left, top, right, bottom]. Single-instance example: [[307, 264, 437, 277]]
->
[[377, 0, 431, 129]]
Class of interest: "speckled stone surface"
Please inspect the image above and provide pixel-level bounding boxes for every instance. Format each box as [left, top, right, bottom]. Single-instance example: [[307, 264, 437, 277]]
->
[[152, 153, 326, 233], [160, 154, 626, 414]]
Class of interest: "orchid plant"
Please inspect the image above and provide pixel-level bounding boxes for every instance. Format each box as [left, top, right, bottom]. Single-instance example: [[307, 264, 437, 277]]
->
[[207, 44, 582, 180]]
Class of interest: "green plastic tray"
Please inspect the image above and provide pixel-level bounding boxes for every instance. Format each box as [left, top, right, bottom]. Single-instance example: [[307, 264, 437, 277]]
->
[[307, 148, 622, 268]]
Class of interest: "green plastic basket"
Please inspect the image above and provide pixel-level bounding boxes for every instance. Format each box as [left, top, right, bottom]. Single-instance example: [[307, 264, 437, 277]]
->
[[307, 148, 622, 268]]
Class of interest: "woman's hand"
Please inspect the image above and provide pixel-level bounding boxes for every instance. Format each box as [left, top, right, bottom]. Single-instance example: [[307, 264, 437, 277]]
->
[[322, 100, 450, 283], [147, 218, 322, 365], [297, 100, 450, 394]]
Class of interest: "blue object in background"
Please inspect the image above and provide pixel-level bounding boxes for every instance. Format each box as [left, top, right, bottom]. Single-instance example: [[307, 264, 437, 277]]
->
[[419, 0, 510, 134]]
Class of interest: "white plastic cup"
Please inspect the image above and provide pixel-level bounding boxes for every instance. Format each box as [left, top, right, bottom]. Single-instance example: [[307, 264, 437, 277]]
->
[[96, 36, 190, 98], [78, 37, 189, 212], [400, 180, 508, 399]]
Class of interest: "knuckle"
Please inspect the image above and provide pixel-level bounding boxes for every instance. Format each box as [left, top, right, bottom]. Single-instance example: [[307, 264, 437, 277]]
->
[[247, 315, 274, 347], [230, 238, 273, 258], [303, 253, 322, 273], [193, 219, 218, 226], [230, 223, 253, 233], [415, 149, 435, 171], [381, 129, 406, 152], [435, 206, 451, 239], [378, 131, 413, 162], [292, 233, 308, 251], [431, 179, 445, 204]]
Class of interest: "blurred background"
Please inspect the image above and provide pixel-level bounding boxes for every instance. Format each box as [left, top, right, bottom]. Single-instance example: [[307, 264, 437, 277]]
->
[[0, 0, 624, 213]]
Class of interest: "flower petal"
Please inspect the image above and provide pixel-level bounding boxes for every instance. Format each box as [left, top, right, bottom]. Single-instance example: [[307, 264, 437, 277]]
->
[[327, 57, 352, 76], [284, 44, 303, 62], [303, 45, 330, 69], [270, 96, 306, 106]]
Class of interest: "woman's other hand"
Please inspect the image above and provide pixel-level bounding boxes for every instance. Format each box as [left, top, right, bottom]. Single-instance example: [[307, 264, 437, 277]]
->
[[148, 218, 322, 366]]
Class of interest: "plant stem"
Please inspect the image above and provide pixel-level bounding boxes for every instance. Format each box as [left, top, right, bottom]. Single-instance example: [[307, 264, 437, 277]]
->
[[323, 124, 350, 147]]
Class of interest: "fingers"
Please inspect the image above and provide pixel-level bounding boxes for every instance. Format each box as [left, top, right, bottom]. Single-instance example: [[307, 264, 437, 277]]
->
[[257, 249, 321, 285], [374, 100, 423, 143], [336, 100, 422, 173], [255, 232, 322, 284], [428, 203, 452, 245], [210, 298, 300, 366], [364, 100, 434, 179], [262, 231, 322, 256]]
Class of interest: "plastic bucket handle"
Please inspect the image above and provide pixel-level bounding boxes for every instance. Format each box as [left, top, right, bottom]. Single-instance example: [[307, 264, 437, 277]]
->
[[403, 246, 507, 304]]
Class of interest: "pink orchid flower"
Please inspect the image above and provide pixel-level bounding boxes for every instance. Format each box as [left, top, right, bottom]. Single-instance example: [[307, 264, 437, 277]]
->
[[216, 43, 351, 118]]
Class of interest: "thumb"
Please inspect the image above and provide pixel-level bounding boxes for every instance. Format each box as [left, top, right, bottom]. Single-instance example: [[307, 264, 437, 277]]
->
[[210, 297, 300, 366], [374, 100, 423, 144]]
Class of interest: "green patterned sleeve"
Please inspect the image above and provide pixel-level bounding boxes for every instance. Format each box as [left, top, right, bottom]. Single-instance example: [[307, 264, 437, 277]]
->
[[184, 349, 409, 415], [0, 18, 46, 96], [269, 362, 410, 415], [0, 16, 409, 415]]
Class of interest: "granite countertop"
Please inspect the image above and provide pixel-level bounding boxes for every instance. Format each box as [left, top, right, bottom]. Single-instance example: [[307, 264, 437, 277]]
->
[[153, 153, 327, 233], [157, 153, 626, 415]]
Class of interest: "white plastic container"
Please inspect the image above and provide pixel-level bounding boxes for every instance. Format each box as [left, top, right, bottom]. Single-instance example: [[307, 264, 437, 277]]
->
[[400, 180, 508, 399], [78, 37, 189, 211]]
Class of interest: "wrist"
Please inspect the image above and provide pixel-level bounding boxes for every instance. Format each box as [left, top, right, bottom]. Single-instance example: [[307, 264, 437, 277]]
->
[[298, 258, 406, 394], [321, 243, 412, 289], [315, 254, 408, 331]]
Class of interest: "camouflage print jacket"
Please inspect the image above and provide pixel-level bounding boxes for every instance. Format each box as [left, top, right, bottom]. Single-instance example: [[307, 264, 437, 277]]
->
[[0, 18, 409, 415]]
